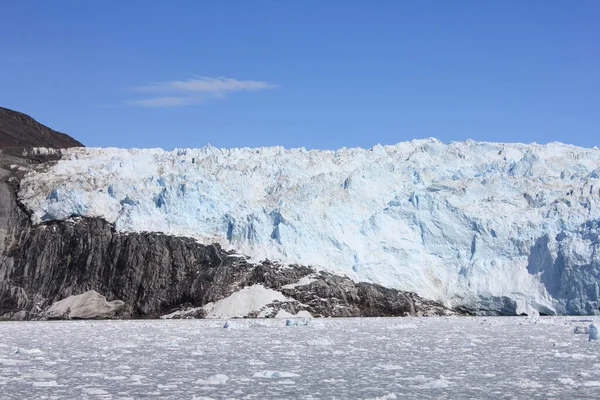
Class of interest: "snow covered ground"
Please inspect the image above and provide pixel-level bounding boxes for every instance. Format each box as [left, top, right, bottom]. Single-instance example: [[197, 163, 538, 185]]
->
[[2, 317, 600, 399], [17, 140, 600, 314]]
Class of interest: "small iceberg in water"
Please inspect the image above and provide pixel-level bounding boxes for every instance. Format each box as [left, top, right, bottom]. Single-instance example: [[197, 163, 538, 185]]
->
[[574, 325, 589, 334], [286, 318, 311, 327], [589, 323, 598, 341]]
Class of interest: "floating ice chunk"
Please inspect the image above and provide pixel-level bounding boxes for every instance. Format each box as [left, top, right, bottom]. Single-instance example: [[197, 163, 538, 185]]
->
[[157, 383, 177, 389], [589, 323, 598, 341], [220, 320, 268, 330], [13, 347, 43, 355], [195, 374, 229, 385], [104, 375, 128, 381], [32, 381, 60, 387], [219, 320, 248, 330], [367, 394, 397, 400], [574, 326, 589, 334], [413, 378, 452, 389], [516, 379, 543, 389], [306, 337, 334, 346], [248, 359, 266, 366], [27, 371, 57, 379], [285, 317, 311, 327], [0, 357, 28, 367], [82, 388, 109, 395], [386, 323, 418, 330], [252, 371, 300, 378], [558, 377, 576, 385], [378, 364, 404, 371], [553, 352, 596, 359]]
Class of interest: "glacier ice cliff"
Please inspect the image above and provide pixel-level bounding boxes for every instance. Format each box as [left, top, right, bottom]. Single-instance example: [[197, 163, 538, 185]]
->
[[1, 148, 448, 319], [16, 139, 600, 315]]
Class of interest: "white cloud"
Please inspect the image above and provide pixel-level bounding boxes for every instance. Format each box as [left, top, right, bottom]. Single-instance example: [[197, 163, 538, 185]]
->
[[133, 77, 277, 93], [127, 76, 278, 107], [126, 96, 203, 108]]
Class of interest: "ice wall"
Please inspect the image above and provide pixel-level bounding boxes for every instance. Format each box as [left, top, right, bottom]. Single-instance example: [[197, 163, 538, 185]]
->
[[18, 139, 600, 314]]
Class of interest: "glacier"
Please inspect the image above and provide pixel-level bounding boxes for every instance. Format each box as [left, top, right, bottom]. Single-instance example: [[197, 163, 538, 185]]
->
[[18, 138, 600, 315]]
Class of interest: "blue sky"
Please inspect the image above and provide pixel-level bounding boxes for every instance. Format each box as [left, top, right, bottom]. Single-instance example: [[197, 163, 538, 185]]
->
[[1, 1, 598, 149]]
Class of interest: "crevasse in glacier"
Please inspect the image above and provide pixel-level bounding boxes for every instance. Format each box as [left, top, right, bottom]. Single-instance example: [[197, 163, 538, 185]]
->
[[18, 139, 600, 314]]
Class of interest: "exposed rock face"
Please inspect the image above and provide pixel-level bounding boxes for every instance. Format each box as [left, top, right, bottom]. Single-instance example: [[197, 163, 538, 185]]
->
[[279, 272, 443, 317], [0, 106, 83, 149], [0, 149, 452, 320]]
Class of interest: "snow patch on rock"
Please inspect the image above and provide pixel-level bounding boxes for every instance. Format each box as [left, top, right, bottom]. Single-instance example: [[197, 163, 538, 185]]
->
[[274, 309, 312, 319], [203, 285, 288, 319], [281, 276, 316, 289]]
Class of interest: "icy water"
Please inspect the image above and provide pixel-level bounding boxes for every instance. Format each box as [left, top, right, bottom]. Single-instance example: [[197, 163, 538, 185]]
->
[[1, 317, 600, 399]]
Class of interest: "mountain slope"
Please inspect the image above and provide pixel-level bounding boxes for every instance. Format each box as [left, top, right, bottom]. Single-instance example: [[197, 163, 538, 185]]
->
[[0, 106, 83, 148], [17, 140, 600, 315]]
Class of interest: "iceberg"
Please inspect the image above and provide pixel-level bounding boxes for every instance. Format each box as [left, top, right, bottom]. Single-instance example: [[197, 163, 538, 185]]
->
[[589, 323, 599, 341]]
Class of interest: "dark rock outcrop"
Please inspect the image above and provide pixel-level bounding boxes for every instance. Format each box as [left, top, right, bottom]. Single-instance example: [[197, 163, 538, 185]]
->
[[2, 215, 450, 319], [0, 148, 452, 320], [278, 272, 445, 317], [0, 106, 83, 149]]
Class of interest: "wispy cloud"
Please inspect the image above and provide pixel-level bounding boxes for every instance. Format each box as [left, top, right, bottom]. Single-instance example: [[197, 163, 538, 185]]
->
[[127, 76, 278, 108], [126, 96, 203, 108], [132, 77, 277, 93]]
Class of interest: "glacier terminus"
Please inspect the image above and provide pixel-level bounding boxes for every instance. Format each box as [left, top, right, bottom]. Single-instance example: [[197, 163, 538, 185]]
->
[[18, 138, 600, 316]]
